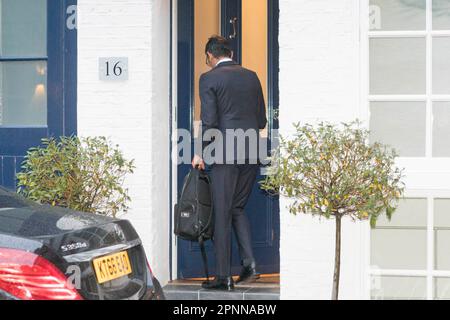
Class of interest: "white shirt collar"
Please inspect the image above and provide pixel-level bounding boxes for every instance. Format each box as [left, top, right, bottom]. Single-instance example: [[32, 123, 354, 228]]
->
[[215, 58, 233, 67]]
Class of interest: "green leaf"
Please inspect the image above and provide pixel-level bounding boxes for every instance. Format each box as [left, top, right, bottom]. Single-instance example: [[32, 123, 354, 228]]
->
[[16, 136, 135, 217], [259, 120, 404, 226]]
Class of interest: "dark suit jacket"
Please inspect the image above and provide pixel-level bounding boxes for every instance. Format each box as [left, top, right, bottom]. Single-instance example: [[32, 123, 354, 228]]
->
[[199, 61, 267, 164]]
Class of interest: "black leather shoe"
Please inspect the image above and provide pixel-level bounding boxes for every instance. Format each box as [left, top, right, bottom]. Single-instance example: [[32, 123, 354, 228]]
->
[[236, 263, 260, 284], [202, 276, 234, 291]]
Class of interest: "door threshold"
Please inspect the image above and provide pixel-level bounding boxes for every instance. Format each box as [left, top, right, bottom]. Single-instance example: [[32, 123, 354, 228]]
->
[[163, 274, 280, 300]]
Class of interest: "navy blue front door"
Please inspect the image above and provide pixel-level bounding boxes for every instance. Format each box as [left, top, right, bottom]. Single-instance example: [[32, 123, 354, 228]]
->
[[0, 0, 77, 189], [176, 0, 280, 278]]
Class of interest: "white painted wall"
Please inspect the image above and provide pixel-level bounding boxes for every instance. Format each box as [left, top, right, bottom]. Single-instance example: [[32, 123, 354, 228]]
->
[[279, 0, 366, 299], [76, 0, 367, 298], [77, 0, 171, 286]]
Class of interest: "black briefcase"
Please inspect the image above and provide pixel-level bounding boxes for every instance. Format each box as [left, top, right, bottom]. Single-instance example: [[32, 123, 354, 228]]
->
[[174, 168, 214, 280]]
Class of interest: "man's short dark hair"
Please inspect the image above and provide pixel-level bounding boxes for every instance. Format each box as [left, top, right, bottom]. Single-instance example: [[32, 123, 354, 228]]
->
[[205, 35, 232, 58]]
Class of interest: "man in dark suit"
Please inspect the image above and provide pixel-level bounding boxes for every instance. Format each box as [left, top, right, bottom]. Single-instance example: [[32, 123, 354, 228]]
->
[[192, 36, 267, 291]]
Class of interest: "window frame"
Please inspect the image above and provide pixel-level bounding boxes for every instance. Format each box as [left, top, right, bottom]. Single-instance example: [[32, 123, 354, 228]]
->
[[368, 0, 450, 159], [0, 1, 77, 191], [0, 0, 49, 128], [362, 0, 450, 300], [0, 1, 77, 152], [370, 190, 450, 300]]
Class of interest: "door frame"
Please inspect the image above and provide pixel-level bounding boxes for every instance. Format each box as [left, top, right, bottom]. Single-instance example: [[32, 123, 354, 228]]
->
[[169, 0, 279, 280]]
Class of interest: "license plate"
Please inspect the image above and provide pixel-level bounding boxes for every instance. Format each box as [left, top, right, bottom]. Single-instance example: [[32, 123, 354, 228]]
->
[[93, 251, 132, 284]]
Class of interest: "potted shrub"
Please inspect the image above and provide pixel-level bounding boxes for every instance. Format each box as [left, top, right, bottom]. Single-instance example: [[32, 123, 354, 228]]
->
[[261, 121, 405, 300], [17, 136, 135, 218]]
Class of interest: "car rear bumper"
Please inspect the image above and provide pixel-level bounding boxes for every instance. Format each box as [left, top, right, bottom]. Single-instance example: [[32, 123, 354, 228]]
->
[[0, 277, 165, 300], [140, 277, 166, 300]]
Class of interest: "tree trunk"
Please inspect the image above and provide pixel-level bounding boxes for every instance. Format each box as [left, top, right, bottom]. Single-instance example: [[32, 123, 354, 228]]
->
[[332, 215, 342, 300]]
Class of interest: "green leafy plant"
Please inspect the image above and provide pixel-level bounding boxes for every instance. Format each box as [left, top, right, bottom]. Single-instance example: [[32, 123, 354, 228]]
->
[[17, 136, 135, 218], [261, 121, 405, 300]]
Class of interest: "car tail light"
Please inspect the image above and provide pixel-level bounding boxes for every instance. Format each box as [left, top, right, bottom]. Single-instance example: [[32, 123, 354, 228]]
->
[[0, 248, 82, 300]]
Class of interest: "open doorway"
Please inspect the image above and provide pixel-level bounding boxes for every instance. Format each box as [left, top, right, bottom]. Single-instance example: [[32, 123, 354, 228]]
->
[[174, 0, 280, 285]]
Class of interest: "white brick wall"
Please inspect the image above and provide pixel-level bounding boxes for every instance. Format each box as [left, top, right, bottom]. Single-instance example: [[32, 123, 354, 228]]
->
[[77, 0, 367, 298], [77, 0, 171, 285], [279, 0, 365, 299]]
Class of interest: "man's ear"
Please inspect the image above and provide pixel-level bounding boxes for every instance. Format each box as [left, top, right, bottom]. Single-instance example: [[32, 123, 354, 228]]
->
[[207, 52, 214, 63]]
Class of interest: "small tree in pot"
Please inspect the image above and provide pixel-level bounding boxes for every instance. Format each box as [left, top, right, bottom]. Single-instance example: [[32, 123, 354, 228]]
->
[[261, 121, 404, 300]]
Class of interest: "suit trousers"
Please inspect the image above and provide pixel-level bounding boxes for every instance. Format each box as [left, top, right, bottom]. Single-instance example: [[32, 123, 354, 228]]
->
[[210, 164, 258, 277]]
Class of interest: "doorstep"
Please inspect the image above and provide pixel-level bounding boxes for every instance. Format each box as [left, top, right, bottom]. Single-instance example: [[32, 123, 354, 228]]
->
[[163, 275, 280, 300]]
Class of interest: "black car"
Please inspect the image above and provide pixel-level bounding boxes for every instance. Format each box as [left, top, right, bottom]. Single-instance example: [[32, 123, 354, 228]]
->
[[0, 186, 165, 300]]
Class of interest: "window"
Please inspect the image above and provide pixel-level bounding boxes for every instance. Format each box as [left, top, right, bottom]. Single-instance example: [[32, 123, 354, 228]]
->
[[368, 1, 450, 300], [0, 0, 47, 127], [370, 196, 450, 300], [369, 0, 450, 158]]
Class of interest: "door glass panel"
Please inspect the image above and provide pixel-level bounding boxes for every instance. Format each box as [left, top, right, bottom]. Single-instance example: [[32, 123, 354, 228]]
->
[[370, 38, 426, 94], [371, 276, 426, 300], [435, 278, 450, 299], [433, 102, 450, 157], [369, 0, 425, 31], [242, 0, 268, 135], [433, 0, 450, 30], [371, 198, 427, 270], [194, 0, 220, 137], [1, 0, 47, 56], [0, 61, 47, 126], [435, 230, 450, 270], [194, 0, 270, 137], [433, 37, 450, 94], [376, 198, 427, 227], [371, 229, 427, 269], [369, 101, 426, 157], [434, 199, 450, 270]]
